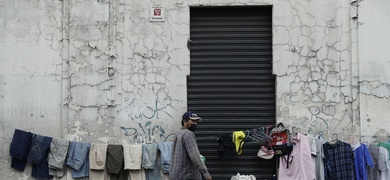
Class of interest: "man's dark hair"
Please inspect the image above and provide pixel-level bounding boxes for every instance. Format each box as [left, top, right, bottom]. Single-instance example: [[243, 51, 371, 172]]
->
[[181, 119, 187, 126]]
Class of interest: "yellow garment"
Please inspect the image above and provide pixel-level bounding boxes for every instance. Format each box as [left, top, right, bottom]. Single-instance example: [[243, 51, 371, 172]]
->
[[232, 131, 246, 155]]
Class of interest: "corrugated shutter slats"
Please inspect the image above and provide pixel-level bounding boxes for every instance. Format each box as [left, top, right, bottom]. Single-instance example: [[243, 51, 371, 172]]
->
[[189, 7, 276, 180]]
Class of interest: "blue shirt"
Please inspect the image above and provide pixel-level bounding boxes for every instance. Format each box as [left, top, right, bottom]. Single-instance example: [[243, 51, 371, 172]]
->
[[353, 143, 373, 180], [323, 140, 355, 180]]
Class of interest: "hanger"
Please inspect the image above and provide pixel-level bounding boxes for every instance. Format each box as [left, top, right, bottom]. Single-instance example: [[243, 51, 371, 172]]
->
[[368, 135, 383, 146], [253, 127, 272, 141], [244, 127, 273, 143], [328, 133, 338, 144], [245, 130, 260, 142], [250, 128, 265, 142], [291, 126, 301, 134]]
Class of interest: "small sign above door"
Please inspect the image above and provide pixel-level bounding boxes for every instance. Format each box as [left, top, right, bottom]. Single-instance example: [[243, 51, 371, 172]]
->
[[150, 6, 164, 22]]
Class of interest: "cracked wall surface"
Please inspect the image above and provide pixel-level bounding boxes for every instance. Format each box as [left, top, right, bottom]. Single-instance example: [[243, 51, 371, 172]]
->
[[272, 0, 360, 142], [1, 0, 390, 179]]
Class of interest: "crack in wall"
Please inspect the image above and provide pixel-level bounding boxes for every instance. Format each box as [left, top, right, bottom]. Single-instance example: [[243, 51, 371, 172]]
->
[[360, 80, 390, 98]]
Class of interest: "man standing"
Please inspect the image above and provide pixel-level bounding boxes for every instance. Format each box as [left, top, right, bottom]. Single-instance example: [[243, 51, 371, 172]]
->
[[169, 111, 212, 180]]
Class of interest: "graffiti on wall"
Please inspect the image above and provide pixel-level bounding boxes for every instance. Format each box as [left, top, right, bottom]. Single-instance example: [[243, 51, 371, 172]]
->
[[117, 98, 176, 143], [120, 121, 175, 143], [116, 99, 174, 121]]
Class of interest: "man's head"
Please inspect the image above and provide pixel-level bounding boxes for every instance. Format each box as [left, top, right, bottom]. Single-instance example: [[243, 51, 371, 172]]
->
[[181, 111, 202, 131]]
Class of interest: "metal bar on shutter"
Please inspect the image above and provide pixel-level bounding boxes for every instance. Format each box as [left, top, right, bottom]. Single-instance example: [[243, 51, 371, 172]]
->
[[188, 6, 276, 180]]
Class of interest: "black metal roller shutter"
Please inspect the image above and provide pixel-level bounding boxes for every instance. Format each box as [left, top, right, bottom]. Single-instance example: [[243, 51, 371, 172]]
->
[[188, 6, 276, 180]]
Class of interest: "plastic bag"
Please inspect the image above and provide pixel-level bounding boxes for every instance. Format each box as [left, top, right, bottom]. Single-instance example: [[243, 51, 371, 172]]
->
[[231, 173, 256, 180]]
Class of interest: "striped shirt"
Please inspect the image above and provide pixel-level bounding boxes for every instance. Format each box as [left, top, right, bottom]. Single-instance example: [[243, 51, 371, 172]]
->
[[367, 143, 379, 180], [378, 142, 390, 180], [169, 128, 211, 180]]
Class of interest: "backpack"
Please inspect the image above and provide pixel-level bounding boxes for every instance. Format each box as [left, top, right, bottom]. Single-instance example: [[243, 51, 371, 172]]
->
[[269, 122, 293, 156]]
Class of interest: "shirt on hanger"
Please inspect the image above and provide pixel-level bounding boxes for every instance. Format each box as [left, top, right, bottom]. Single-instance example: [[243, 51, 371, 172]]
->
[[278, 133, 315, 180], [378, 146, 390, 180], [314, 135, 327, 180], [353, 143, 373, 180], [367, 142, 380, 180], [323, 140, 355, 180]]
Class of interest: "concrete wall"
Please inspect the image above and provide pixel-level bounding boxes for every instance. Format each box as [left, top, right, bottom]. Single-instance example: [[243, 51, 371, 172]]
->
[[0, 0, 65, 178], [359, 0, 390, 141], [273, 0, 358, 141], [1, 0, 389, 179]]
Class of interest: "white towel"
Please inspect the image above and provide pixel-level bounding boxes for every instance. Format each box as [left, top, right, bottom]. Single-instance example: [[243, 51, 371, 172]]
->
[[123, 144, 143, 170]]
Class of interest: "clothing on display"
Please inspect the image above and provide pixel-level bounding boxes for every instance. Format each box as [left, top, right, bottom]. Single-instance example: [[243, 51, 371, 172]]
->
[[9, 129, 173, 180], [10, 127, 390, 180]]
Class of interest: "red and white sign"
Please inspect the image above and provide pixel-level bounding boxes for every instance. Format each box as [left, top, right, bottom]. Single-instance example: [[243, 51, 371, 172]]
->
[[150, 6, 164, 22]]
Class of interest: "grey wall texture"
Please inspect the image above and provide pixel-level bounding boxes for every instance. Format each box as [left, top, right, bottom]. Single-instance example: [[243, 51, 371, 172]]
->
[[1, 0, 390, 179]]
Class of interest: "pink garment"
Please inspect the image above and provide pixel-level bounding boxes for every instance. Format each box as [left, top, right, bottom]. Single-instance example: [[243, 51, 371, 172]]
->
[[278, 133, 315, 180]]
